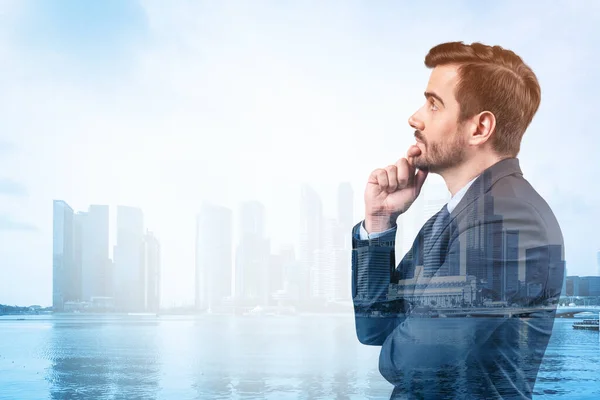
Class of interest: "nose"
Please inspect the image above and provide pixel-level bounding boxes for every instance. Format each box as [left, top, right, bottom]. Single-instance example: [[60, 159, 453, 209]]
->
[[408, 112, 424, 131]]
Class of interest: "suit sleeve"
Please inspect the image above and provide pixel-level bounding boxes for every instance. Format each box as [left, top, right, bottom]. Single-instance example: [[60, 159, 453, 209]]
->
[[351, 221, 415, 346]]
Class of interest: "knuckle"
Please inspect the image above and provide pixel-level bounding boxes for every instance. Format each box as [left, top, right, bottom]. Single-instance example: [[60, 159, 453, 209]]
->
[[375, 172, 388, 184]]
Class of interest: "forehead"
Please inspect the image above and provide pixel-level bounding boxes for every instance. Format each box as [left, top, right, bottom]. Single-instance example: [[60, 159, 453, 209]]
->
[[426, 64, 460, 103]]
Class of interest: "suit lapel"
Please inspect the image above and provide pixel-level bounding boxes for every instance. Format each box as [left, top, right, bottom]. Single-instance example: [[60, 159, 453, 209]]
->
[[423, 157, 523, 253]]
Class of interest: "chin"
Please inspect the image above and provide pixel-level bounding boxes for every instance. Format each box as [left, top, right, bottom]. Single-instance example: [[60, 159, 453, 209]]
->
[[413, 158, 430, 171], [415, 160, 440, 174]]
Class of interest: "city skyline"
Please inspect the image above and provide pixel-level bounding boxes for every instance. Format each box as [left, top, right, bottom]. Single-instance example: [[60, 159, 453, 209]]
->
[[5, 174, 600, 308], [46, 179, 487, 310], [49, 182, 360, 310]]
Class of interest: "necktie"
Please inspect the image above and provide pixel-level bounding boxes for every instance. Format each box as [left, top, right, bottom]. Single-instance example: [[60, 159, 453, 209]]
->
[[425, 204, 450, 250]]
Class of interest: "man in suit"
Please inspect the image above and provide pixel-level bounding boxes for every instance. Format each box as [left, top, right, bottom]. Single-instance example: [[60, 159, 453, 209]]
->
[[351, 41, 565, 399]]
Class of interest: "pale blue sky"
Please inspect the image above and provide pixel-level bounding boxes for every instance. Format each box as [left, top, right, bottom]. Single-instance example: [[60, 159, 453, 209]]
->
[[1, 0, 599, 306]]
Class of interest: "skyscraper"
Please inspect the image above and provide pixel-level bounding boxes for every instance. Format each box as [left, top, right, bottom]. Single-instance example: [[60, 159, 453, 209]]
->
[[298, 184, 323, 302], [52, 200, 75, 311], [196, 202, 234, 311], [234, 201, 270, 306], [80, 205, 110, 302], [503, 230, 520, 301], [143, 230, 161, 312], [113, 206, 144, 311], [465, 176, 502, 296], [313, 216, 337, 301], [278, 243, 300, 302], [72, 211, 85, 300]]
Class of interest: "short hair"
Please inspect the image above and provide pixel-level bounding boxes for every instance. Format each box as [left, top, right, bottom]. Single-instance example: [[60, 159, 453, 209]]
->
[[424, 41, 541, 157]]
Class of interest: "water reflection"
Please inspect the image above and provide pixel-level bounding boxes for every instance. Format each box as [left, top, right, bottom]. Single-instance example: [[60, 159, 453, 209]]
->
[[46, 317, 161, 399], [186, 315, 393, 399], [0, 315, 596, 398]]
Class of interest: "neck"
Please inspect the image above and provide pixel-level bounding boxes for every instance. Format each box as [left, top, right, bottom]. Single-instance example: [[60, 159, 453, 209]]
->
[[440, 152, 506, 196]]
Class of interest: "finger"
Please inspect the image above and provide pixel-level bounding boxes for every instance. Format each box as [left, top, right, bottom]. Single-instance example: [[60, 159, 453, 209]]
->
[[368, 168, 382, 184], [407, 144, 421, 157], [406, 145, 421, 167], [396, 157, 413, 187], [395, 158, 410, 189], [385, 165, 398, 192], [375, 169, 389, 191], [413, 169, 429, 197]]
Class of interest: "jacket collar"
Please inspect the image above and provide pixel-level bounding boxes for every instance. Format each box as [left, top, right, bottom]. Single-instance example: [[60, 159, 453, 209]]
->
[[449, 157, 523, 218]]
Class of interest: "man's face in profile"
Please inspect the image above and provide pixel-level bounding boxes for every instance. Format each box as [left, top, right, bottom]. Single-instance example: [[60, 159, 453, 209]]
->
[[408, 64, 469, 173]]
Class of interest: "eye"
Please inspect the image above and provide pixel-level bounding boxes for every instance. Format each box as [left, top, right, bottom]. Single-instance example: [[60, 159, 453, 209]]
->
[[429, 100, 439, 111]]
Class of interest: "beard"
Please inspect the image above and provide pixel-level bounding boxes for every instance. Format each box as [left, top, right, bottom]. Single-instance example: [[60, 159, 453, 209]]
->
[[413, 129, 468, 173]]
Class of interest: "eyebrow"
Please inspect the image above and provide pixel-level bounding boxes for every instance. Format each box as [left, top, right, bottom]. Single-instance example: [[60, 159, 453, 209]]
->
[[424, 91, 445, 107]]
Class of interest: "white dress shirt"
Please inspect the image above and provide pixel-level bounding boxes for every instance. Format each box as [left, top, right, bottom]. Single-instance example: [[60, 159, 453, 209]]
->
[[358, 176, 479, 240]]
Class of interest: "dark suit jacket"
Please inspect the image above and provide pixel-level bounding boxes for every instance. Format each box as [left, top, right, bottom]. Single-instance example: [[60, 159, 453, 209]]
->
[[351, 158, 565, 400]]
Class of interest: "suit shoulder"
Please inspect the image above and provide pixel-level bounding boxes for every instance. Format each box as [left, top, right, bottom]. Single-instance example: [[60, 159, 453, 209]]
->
[[483, 176, 564, 244]]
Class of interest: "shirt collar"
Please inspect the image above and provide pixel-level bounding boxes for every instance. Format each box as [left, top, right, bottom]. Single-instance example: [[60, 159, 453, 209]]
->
[[446, 175, 479, 214]]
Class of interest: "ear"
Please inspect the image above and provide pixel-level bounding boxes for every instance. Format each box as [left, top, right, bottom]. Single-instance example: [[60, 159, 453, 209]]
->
[[469, 111, 496, 146]]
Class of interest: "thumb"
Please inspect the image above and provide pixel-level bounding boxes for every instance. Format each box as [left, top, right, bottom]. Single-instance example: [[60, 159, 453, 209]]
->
[[413, 169, 428, 197]]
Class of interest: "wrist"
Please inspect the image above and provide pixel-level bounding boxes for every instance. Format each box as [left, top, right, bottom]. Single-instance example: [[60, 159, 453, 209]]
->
[[365, 213, 399, 234]]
